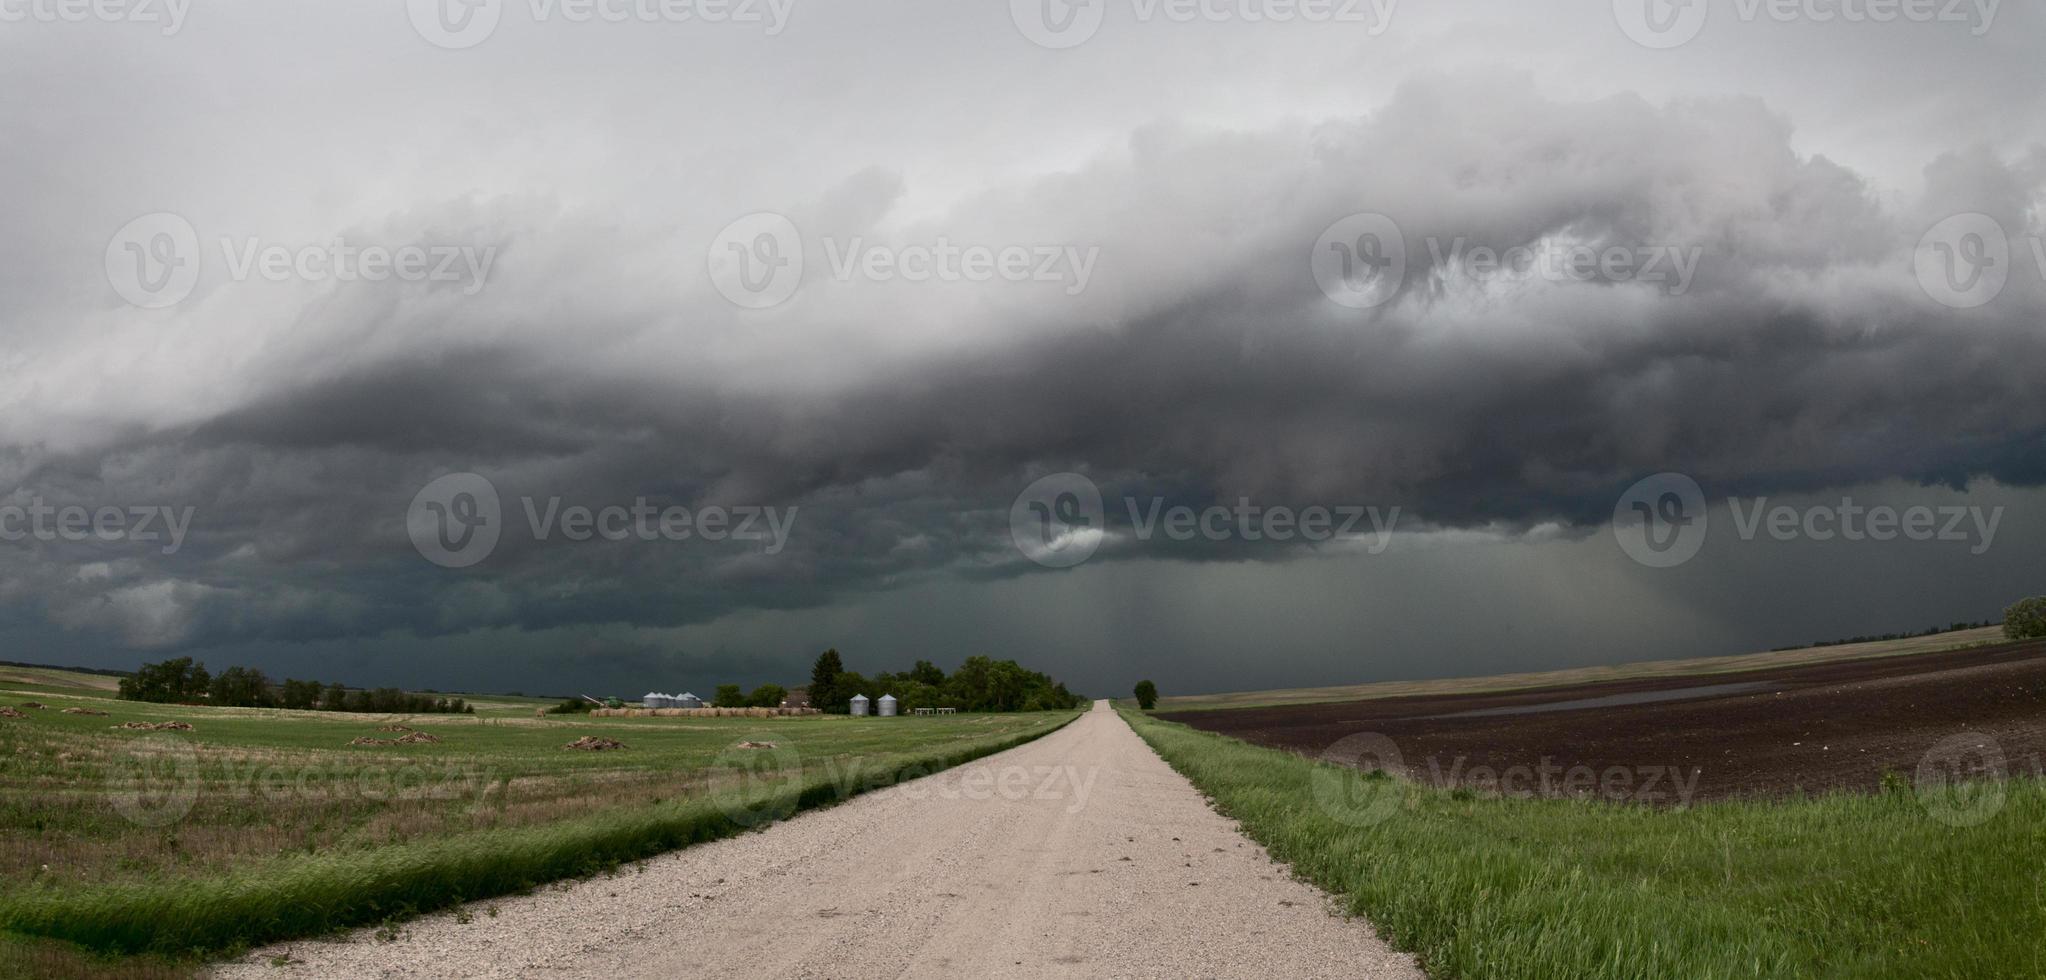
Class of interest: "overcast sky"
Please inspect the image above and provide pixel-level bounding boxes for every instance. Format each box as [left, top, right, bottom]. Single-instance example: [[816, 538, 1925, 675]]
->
[[2, 1, 2042, 698]]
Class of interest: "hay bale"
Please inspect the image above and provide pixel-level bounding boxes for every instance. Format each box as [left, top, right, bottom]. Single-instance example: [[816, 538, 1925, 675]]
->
[[564, 735, 626, 751], [396, 731, 441, 744]]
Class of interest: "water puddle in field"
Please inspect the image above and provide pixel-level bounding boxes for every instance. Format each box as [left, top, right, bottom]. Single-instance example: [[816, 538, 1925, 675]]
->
[[1426, 681, 1774, 720]]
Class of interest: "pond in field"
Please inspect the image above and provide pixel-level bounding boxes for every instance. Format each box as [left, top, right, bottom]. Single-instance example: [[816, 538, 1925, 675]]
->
[[1426, 681, 1775, 720]]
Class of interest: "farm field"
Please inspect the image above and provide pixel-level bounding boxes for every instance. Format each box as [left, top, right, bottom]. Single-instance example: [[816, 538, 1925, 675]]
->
[[1153, 626, 2011, 713], [0, 670, 1077, 977], [1122, 705, 2046, 979], [1162, 637, 2046, 800]]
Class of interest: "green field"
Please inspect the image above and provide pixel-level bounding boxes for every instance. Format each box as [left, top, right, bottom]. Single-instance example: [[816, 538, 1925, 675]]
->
[[1119, 705, 2046, 979], [0, 670, 1077, 977]]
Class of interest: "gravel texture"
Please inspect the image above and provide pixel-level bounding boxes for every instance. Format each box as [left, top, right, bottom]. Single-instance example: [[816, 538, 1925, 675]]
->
[[214, 701, 1421, 979]]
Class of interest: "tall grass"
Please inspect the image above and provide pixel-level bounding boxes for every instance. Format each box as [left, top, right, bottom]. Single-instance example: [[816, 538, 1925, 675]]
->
[[1120, 707, 2046, 979], [1, 713, 1075, 958]]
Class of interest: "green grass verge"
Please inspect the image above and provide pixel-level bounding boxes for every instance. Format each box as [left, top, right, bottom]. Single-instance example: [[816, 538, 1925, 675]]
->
[[1, 711, 1076, 960], [1119, 706, 2046, 979]]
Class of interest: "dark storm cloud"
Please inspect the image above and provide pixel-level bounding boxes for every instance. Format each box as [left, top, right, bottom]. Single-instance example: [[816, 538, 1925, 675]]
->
[[4, 66, 2043, 671]]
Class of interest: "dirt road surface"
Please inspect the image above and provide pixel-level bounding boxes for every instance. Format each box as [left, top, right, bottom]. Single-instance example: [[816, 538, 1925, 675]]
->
[[214, 701, 1421, 979]]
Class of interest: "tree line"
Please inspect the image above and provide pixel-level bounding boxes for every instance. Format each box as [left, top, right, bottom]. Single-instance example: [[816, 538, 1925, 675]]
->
[[117, 657, 473, 714], [807, 650, 1081, 713]]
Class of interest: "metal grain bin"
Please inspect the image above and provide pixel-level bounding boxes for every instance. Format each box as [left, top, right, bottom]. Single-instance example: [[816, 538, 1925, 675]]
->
[[877, 694, 898, 717], [642, 692, 665, 709], [849, 693, 870, 716]]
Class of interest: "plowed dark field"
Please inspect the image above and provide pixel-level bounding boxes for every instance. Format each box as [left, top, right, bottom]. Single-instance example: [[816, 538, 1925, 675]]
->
[[1162, 639, 2046, 802]]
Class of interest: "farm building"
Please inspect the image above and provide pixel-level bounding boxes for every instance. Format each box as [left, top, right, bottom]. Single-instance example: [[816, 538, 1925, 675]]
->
[[641, 692, 669, 709], [677, 692, 706, 709], [878, 694, 898, 716], [850, 693, 870, 716]]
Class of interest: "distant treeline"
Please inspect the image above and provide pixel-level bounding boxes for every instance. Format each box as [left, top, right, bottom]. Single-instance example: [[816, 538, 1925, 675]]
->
[[809, 650, 1081, 713], [1772, 621, 1995, 652], [0, 659, 132, 678], [117, 657, 473, 714]]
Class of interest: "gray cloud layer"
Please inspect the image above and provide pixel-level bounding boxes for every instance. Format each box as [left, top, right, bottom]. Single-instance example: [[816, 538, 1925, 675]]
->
[[3, 3, 2043, 692]]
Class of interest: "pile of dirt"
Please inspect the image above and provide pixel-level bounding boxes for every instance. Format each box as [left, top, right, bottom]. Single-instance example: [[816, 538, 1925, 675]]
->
[[61, 707, 109, 716], [736, 741, 779, 749], [564, 735, 627, 751], [19, 701, 45, 709], [114, 721, 194, 731], [0, 707, 24, 719], [377, 724, 414, 733], [395, 731, 441, 744], [348, 736, 395, 747]]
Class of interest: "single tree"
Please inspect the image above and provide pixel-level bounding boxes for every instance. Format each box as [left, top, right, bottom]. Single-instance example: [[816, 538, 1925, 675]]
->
[[811, 648, 846, 712], [714, 684, 748, 707], [747, 683, 789, 708], [1133, 680, 1158, 710], [2006, 596, 2046, 640]]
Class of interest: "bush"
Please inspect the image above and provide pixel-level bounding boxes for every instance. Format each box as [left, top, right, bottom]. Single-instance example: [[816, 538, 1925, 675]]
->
[[1133, 680, 1158, 710], [545, 698, 593, 714], [746, 684, 787, 708], [2006, 596, 2046, 640]]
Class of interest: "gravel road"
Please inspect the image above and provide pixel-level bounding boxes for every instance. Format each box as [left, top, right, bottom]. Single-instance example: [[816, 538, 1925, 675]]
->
[[215, 701, 1421, 979]]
